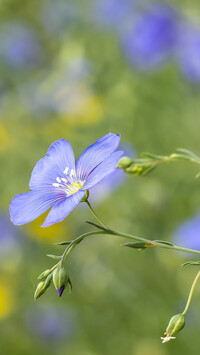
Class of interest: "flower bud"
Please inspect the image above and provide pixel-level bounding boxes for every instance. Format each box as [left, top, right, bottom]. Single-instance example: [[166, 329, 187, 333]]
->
[[161, 313, 185, 343], [80, 190, 89, 202], [53, 267, 69, 297], [38, 269, 52, 280], [125, 164, 153, 176], [117, 156, 133, 169], [123, 241, 155, 250], [34, 275, 52, 300]]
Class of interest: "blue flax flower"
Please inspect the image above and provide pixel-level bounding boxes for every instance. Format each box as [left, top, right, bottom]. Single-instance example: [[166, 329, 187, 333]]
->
[[176, 25, 200, 83], [121, 3, 178, 69], [10, 134, 123, 227], [92, 0, 131, 29], [173, 212, 200, 252], [25, 304, 77, 341], [0, 21, 41, 69]]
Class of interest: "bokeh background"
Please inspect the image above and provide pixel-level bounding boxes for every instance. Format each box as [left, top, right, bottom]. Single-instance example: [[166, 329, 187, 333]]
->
[[1, 0, 200, 354]]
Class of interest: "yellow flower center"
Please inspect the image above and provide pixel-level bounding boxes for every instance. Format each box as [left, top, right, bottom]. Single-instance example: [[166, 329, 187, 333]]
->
[[52, 168, 84, 196]]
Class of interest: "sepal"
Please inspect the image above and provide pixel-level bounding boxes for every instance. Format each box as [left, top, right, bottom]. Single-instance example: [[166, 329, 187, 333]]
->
[[34, 274, 52, 300], [53, 267, 69, 297], [161, 313, 185, 343]]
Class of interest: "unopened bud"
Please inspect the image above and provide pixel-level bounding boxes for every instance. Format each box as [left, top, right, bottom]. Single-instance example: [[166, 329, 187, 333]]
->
[[117, 156, 133, 169], [123, 241, 155, 250], [53, 267, 69, 297], [38, 269, 52, 280], [161, 313, 185, 343], [80, 190, 89, 202], [125, 164, 153, 176], [34, 275, 52, 300]]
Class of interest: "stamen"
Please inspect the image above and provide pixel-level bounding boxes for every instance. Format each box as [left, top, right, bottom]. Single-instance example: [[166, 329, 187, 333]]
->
[[63, 167, 69, 175], [70, 169, 75, 178], [61, 178, 68, 183], [52, 169, 85, 196]]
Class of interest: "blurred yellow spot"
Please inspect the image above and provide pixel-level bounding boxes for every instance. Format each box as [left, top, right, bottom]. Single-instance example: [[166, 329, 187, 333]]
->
[[25, 212, 66, 243], [55, 85, 103, 125], [0, 123, 9, 152], [0, 281, 13, 319], [65, 95, 103, 125]]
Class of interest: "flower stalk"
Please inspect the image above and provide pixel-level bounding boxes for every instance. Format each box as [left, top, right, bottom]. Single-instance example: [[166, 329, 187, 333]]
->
[[161, 269, 200, 343], [58, 201, 200, 270], [182, 270, 200, 316]]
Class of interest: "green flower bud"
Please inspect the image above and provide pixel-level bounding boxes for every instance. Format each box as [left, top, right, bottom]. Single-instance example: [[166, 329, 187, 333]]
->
[[117, 156, 133, 169], [166, 314, 185, 335], [123, 241, 155, 250], [53, 267, 69, 297], [80, 190, 89, 202], [38, 269, 52, 280], [34, 275, 52, 300], [125, 164, 153, 176], [161, 313, 185, 343]]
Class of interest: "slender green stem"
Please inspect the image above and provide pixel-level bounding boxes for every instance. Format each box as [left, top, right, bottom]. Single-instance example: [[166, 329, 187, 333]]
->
[[60, 230, 105, 267], [85, 200, 108, 229], [59, 228, 200, 270], [111, 230, 200, 256], [85, 200, 200, 256], [123, 152, 200, 176], [182, 270, 200, 315]]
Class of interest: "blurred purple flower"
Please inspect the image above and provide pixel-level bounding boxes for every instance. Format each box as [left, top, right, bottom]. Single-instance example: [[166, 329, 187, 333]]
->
[[89, 144, 135, 204], [92, 0, 132, 29], [121, 4, 178, 69], [25, 305, 77, 341], [0, 22, 41, 68], [176, 25, 200, 82], [0, 213, 20, 256], [173, 212, 200, 252]]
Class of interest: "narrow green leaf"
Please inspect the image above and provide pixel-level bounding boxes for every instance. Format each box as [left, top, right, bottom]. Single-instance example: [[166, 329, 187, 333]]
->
[[154, 240, 174, 246], [68, 277, 72, 293], [46, 254, 62, 260], [54, 241, 71, 246], [141, 165, 156, 176], [141, 152, 164, 160], [176, 148, 200, 160], [181, 261, 200, 267], [85, 221, 112, 233]]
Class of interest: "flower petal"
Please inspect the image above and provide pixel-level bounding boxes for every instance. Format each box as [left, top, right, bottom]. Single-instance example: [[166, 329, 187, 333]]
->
[[76, 133, 120, 180], [9, 190, 60, 225], [41, 190, 85, 227], [29, 139, 75, 190], [82, 150, 123, 190]]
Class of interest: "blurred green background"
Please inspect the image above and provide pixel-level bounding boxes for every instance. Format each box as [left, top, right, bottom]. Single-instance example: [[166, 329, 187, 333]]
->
[[1, 0, 200, 354]]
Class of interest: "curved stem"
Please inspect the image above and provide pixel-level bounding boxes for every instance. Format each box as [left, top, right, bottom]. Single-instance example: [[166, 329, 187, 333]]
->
[[84, 201, 200, 256], [60, 230, 105, 267], [182, 270, 200, 315], [111, 230, 200, 256], [59, 228, 200, 269], [85, 200, 108, 229]]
